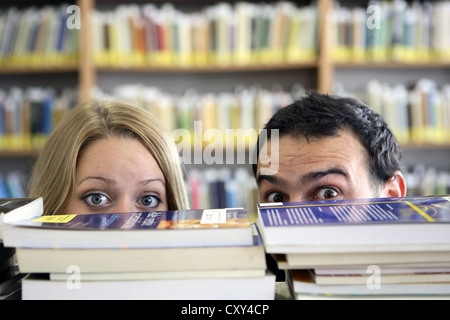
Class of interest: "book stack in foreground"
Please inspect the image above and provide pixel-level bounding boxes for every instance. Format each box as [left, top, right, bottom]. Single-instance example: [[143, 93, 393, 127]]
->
[[3, 208, 274, 300], [0, 197, 43, 300], [257, 195, 450, 300]]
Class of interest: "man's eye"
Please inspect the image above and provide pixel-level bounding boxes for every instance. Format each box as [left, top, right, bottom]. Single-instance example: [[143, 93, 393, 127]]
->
[[82, 193, 109, 206], [139, 195, 161, 208], [316, 187, 339, 200], [267, 192, 285, 203]]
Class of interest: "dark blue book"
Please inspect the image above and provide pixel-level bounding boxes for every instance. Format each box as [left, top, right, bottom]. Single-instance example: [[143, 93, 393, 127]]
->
[[257, 195, 450, 253]]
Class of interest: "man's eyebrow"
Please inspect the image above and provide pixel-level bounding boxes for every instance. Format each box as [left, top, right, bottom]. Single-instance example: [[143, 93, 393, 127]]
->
[[300, 168, 349, 184], [256, 168, 348, 187], [256, 174, 287, 187]]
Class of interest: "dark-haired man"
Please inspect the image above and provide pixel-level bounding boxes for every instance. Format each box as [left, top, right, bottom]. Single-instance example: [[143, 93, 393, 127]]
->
[[253, 91, 407, 281]]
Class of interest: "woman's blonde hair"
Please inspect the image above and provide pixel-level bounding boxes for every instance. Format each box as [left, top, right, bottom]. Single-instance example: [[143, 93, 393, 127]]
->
[[28, 100, 189, 215]]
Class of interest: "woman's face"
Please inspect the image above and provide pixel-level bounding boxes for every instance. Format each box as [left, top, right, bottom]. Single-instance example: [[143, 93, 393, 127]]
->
[[65, 136, 168, 214]]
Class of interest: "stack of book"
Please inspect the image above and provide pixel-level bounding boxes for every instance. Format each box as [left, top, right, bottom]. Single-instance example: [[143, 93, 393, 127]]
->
[[3, 207, 275, 300], [0, 197, 43, 300], [257, 195, 450, 299]]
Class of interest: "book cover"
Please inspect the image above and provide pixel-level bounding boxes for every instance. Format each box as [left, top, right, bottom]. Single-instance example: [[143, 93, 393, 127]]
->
[[11, 208, 249, 230], [258, 195, 450, 227], [258, 195, 450, 252], [3, 208, 253, 249]]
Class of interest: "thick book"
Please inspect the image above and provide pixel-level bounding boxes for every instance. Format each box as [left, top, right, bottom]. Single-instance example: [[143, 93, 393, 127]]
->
[[3, 208, 253, 249], [287, 270, 450, 299], [14, 224, 265, 273], [257, 195, 450, 253], [22, 273, 276, 300], [310, 268, 450, 285], [276, 251, 450, 269], [0, 197, 43, 240]]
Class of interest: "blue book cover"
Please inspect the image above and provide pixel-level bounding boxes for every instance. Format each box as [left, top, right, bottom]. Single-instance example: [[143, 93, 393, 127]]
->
[[11, 208, 251, 231], [258, 195, 450, 228]]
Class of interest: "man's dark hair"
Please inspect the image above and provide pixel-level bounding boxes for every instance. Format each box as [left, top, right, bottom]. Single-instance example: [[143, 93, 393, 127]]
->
[[253, 91, 402, 188]]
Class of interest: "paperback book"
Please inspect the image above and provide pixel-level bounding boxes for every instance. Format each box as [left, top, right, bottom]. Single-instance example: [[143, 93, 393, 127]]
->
[[0, 197, 43, 240], [287, 269, 450, 299], [3, 208, 253, 249], [257, 195, 450, 253], [14, 224, 265, 273]]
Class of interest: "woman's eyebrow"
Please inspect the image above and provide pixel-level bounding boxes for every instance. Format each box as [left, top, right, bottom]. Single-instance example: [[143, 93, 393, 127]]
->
[[77, 176, 116, 186], [140, 178, 166, 186]]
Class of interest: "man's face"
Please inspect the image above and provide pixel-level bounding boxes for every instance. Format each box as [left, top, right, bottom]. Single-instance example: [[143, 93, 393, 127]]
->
[[256, 130, 380, 203]]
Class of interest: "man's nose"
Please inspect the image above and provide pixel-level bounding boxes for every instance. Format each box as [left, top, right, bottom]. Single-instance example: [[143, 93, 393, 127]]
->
[[289, 195, 305, 203]]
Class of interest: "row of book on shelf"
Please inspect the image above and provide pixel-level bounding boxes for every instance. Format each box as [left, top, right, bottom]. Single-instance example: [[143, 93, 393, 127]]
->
[[0, 83, 297, 151], [335, 79, 450, 145], [332, 0, 450, 63], [3, 1, 450, 70], [1, 78, 449, 151], [405, 164, 450, 198], [91, 1, 317, 68], [1, 194, 450, 300], [0, 86, 77, 151], [0, 5, 78, 68]]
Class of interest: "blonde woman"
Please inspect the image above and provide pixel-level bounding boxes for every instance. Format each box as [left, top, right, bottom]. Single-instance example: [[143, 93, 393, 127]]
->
[[28, 100, 189, 215]]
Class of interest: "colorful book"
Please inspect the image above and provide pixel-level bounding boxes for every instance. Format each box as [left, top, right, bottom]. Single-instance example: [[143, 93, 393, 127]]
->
[[3, 208, 253, 249], [257, 195, 450, 253]]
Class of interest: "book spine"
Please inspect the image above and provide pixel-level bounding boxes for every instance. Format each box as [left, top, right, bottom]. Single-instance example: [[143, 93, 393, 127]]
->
[[0, 87, 77, 151], [333, 1, 450, 63], [90, 2, 319, 68], [335, 79, 450, 146]]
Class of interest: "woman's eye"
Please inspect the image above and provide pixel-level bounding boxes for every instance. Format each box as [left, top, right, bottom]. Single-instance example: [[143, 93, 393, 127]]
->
[[82, 193, 110, 206], [139, 195, 161, 208], [315, 187, 339, 200], [266, 192, 285, 203]]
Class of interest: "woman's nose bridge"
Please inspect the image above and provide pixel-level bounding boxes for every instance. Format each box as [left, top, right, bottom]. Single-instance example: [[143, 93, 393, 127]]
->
[[114, 198, 137, 213]]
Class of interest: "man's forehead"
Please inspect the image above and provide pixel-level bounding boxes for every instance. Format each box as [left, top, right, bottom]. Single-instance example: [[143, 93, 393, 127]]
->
[[257, 131, 367, 176]]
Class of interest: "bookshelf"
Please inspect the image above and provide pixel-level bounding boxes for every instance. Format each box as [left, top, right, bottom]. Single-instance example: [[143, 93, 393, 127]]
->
[[1, 0, 449, 200]]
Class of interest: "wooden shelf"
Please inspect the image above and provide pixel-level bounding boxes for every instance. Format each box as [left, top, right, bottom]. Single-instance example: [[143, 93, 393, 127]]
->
[[335, 61, 450, 69], [0, 150, 40, 158], [0, 65, 78, 74], [400, 143, 450, 150], [96, 62, 318, 73]]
